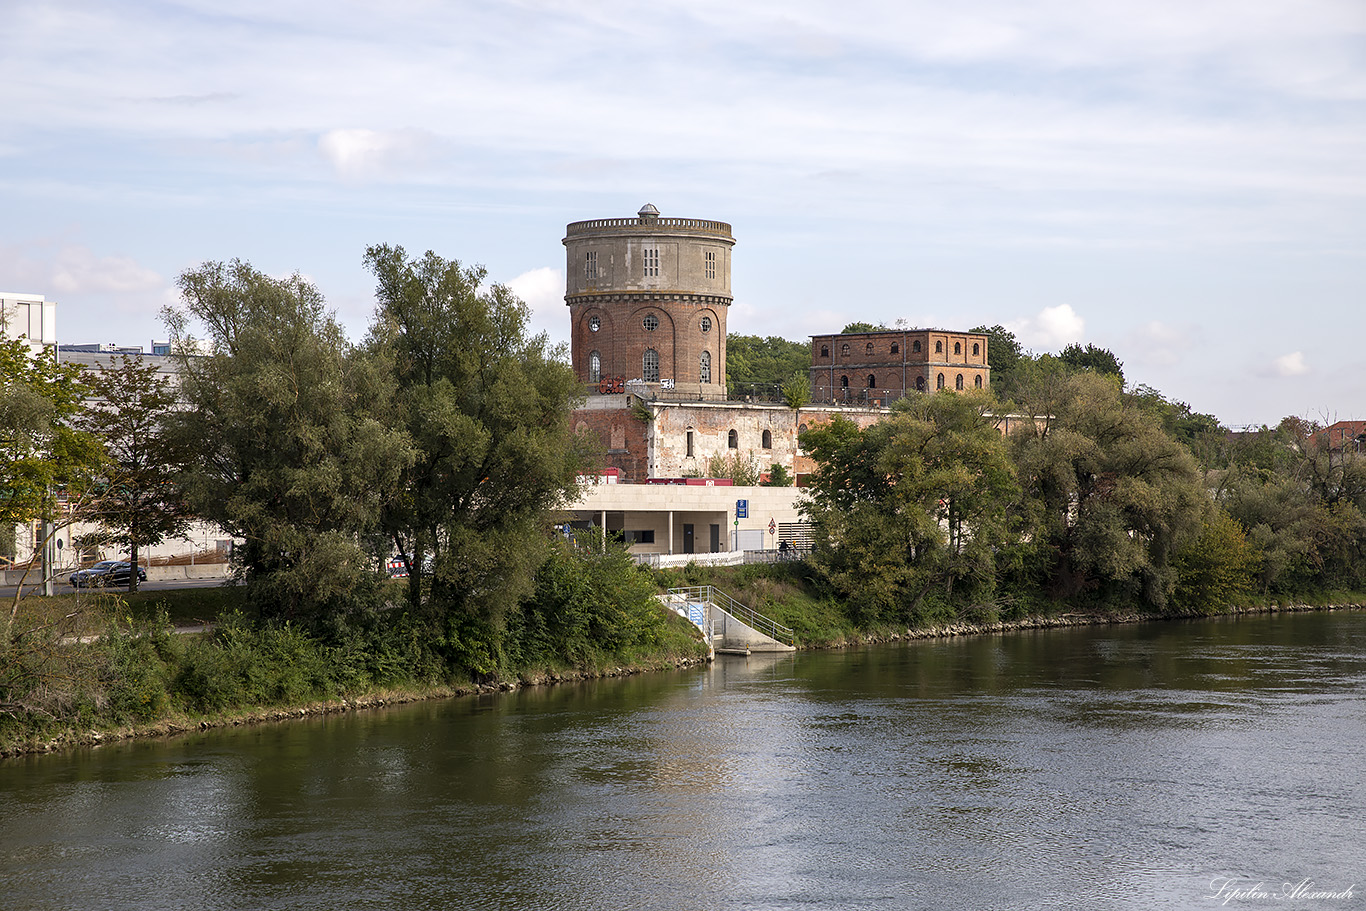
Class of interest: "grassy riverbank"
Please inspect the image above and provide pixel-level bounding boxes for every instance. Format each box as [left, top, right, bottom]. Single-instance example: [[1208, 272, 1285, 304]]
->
[[5, 562, 1363, 759]]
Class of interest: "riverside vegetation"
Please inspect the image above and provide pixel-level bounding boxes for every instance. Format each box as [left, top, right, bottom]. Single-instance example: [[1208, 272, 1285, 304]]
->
[[5, 254, 1366, 756]]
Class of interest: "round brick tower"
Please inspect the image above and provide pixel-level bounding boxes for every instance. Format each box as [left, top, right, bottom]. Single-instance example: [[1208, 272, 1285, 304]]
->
[[564, 204, 734, 398]]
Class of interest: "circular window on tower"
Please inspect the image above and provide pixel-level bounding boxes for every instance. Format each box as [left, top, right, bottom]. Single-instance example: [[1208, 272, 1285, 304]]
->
[[643, 314, 659, 331], [700, 316, 712, 333], [588, 316, 600, 332]]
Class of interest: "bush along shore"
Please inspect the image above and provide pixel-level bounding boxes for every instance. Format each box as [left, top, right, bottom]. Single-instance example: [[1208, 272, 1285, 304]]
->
[[5, 558, 1364, 759]]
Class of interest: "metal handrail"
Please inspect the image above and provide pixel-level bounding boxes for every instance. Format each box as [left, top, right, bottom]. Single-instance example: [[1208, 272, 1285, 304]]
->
[[666, 585, 795, 646]]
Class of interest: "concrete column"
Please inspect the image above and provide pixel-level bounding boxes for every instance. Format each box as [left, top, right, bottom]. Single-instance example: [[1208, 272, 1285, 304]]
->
[[668, 510, 674, 554], [600, 509, 607, 553]]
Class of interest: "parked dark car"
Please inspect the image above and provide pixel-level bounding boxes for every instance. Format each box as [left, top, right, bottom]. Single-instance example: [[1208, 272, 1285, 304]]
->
[[67, 560, 147, 588]]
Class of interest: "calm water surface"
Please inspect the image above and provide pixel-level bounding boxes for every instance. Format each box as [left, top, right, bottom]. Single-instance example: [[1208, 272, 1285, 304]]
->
[[2, 611, 1364, 910]]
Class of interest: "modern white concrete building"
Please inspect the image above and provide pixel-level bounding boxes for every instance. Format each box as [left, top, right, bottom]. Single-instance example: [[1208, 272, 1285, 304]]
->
[[564, 482, 806, 563], [0, 292, 56, 352]]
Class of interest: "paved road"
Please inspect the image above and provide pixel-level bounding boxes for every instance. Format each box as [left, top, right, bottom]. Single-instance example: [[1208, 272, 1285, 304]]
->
[[0, 577, 227, 600]]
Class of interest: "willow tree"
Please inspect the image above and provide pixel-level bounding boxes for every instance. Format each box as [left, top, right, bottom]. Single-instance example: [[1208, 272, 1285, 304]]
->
[[362, 244, 584, 669], [801, 390, 1018, 625], [165, 261, 411, 618], [1009, 372, 1204, 609]]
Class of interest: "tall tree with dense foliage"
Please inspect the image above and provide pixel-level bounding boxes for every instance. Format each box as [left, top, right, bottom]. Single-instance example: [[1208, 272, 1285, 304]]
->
[[801, 391, 1018, 624], [725, 335, 811, 397], [1009, 372, 1204, 608], [78, 356, 195, 592], [165, 260, 411, 618], [362, 244, 584, 670]]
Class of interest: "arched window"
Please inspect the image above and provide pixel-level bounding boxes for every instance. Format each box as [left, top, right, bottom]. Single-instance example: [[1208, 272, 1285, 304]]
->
[[841, 343, 850, 356], [935, 341, 943, 353], [937, 373, 945, 389], [867, 374, 876, 388], [955, 374, 964, 390], [913, 340, 922, 353], [798, 423, 808, 434], [865, 342, 874, 354], [762, 429, 772, 449], [890, 343, 899, 354], [915, 376, 926, 391], [699, 350, 712, 384], [728, 429, 738, 449], [589, 350, 601, 383], [954, 342, 962, 355], [820, 345, 829, 357], [643, 348, 660, 382], [840, 375, 849, 388], [974, 375, 983, 389], [972, 343, 980, 356]]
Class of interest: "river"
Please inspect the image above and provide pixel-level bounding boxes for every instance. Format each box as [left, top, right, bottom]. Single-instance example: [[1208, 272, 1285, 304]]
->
[[2, 610, 1363, 910]]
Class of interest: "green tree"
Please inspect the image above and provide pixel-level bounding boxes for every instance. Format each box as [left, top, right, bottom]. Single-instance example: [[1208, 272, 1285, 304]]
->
[[840, 322, 882, 334], [970, 324, 1027, 403], [801, 391, 1018, 624], [0, 339, 104, 533], [1009, 372, 1203, 608], [1171, 509, 1259, 613], [78, 356, 195, 593], [362, 244, 584, 655], [165, 260, 411, 618], [1058, 343, 1125, 384], [726, 335, 810, 397]]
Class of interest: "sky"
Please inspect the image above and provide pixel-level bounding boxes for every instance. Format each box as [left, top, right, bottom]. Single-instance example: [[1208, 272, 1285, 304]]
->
[[2, 0, 1363, 427]]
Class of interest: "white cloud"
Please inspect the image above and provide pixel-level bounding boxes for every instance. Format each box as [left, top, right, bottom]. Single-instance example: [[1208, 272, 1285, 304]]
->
[[1271, 351, 1310, 376], [317, 128, 434, 180], [507, 267, 567, 347], [1007, 304, 1085, 350], [1126, 320, 1194, 366], [49, 246, 163, 295]]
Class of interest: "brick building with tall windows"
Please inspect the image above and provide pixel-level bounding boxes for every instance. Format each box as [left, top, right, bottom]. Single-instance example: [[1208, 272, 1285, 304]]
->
[[808, 328, 990, 405]]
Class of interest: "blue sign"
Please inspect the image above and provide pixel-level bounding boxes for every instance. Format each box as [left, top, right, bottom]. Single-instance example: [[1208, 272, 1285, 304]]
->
[[736, 499, 748, 518]]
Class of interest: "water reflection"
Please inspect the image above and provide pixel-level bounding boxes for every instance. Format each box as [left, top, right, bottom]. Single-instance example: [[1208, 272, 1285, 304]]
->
[[2, 612, 1364, 910]]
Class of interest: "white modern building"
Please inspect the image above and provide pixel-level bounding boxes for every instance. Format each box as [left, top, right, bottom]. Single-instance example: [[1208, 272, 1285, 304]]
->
[[0, 292, 56, 352]]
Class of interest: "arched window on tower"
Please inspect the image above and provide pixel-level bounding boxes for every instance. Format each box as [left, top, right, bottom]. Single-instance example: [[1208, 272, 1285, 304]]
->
[[913, 340, 922, 353], [955, 374, 964, 390], [937, 373, 945, 389], [891, 343, 899, 354], [974, 375, 983, 389], [589, 350, 601, 383], [762, 429, 772, 449], [841, 343, 850, 357], [867, 374, 876, 388], [955, 342, 962, 355], [973, 343, 980, 356], [643, 348, 660, 382], [699, 350, 712, 384], [866, 342, 874, 354], [840, 375, 849, 388], [728, 429, 738, 449], [935, 341, 943, 353]]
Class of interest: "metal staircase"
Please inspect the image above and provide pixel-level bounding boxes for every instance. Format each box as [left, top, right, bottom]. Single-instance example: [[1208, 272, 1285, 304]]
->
[[660, 586, 796, 654]]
